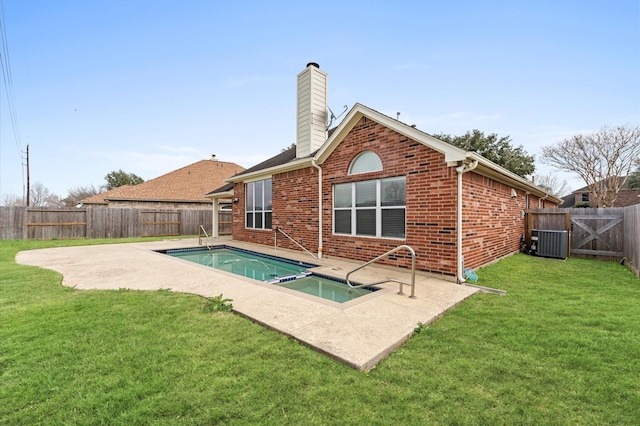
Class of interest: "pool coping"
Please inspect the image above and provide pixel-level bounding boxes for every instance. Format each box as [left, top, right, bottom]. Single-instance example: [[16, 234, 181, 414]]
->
[[155, 244, 388, 309], [16, 237, 479, 371]]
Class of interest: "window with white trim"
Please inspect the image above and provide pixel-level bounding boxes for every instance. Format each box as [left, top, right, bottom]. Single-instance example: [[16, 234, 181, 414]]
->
[[246, 178, 272, 230], [349, 151, 383, 175], [333, 176, 406, 239]]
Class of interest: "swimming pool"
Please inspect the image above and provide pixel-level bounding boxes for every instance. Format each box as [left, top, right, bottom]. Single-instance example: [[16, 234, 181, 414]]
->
[[276, 273, 373, 303], [158, 246, 377, 303], [163, 246, 312, 281]]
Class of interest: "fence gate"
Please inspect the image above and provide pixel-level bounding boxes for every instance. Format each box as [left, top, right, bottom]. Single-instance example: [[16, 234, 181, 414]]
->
[[526, 208, 626, 260], [570, 208, 624, 258], [140, 211, 181, 237]]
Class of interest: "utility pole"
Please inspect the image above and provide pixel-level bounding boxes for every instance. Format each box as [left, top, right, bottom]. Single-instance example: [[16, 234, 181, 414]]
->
[[26, 144, 30, 207]]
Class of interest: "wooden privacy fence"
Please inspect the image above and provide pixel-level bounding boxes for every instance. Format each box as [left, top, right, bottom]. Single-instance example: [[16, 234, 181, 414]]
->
[[526, 205, 639, 276], [218, 211, 232, 235], [623, 205, 640, 276], [0, 207, 231, 240]]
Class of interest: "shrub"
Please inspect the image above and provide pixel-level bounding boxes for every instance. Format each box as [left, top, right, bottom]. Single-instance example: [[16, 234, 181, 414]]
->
[[203, 294, 233, 313]]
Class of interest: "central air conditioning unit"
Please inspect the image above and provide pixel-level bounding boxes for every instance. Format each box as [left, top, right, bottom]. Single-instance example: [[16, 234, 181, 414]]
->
[[530, 229, 568, 259]]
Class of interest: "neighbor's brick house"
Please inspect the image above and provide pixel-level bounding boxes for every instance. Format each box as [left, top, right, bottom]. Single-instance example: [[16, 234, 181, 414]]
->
[[210, 63, 560, 281], [560, 177, 640, 208]]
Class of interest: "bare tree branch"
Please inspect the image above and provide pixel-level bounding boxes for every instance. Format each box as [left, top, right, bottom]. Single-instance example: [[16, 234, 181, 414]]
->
[[541, 125, 640, 207], [1, 194, 26, 207], [29, 182, 63, 208], [63, 185, 100, 207], [534, 173, 570, 198]]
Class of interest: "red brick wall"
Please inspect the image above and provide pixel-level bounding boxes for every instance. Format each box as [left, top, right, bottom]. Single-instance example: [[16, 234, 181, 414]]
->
[[460, 175, 558, 270], [319, 117, 459, 273], [272, 167, 320, 252], [231, 168, 320, 250], [461, 174, 525, 270], [233, 116, 555, 276]]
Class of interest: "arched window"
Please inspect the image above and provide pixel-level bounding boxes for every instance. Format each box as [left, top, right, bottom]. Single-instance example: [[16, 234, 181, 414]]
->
[[348, 151, 383, 175]]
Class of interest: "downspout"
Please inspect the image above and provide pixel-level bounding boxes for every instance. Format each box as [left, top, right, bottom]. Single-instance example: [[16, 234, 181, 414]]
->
[[311, 160, 323, 258], [538, 193, 549, 208], [456, 159, 478, 284]]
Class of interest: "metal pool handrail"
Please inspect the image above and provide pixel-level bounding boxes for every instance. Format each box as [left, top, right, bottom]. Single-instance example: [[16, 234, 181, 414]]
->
[[274, 227, 318, 259], [198, 225, 213, 250], [345, 245, 416, 299]]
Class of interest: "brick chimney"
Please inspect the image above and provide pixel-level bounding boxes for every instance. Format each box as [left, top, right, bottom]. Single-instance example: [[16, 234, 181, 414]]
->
[[296, 62, 328, 158]]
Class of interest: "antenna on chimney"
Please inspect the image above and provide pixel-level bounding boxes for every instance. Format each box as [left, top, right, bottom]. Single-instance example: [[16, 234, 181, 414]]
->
[[327, 105, 348, 130]]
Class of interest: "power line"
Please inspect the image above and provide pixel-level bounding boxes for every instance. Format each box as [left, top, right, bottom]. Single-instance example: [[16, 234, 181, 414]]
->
[[0, 0, 27, 202], [0, 0, 23, 154]]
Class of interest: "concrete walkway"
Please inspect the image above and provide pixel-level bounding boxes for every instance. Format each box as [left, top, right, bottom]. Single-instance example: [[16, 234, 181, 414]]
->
[[16, 237, 478, 371]]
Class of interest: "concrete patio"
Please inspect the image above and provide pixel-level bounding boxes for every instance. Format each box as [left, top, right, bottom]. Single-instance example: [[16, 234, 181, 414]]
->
[[16, 237, 479, 371]]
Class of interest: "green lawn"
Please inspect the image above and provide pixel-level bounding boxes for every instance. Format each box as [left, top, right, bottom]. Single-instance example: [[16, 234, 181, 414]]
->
[[1, 239, 639, 425]]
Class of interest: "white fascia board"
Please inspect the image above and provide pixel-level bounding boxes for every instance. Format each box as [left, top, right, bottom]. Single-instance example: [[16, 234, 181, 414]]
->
[[467, 152, 562, 203], [205, 191, 233, 199], [315, 103, 468, 165], [225, 157, 314, 183]]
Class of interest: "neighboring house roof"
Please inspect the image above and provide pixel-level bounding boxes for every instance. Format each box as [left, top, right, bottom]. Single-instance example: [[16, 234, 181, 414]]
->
[[570, 177, 630, 194], [222, 103, 562, 203], [559, 193, 575, 208], [81, 159, 244, 204], [614, 189, 640, 206], [81, 185, 134, 205]]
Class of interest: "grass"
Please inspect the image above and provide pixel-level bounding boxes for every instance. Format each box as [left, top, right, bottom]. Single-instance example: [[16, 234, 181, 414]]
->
[[1, 238, 639, 425]]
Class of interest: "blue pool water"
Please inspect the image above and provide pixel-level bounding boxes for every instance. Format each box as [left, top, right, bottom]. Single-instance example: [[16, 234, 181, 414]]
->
[[277, 274, 372, 303], [164, 247, 311, 281], [159, 246, 376, 303]]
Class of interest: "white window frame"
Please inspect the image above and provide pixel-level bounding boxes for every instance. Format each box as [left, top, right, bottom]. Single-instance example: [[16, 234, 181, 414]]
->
[[245, 178, 272, 230], [348, 151, 383, 175], [333, 176, 406, 239]]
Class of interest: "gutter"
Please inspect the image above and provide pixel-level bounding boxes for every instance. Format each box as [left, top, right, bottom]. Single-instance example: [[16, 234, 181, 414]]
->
[[225, 157, 314, 184], [539, 192, 549, 208], [456, 158, 478, 284], [466, 152, 562, 204], [311, 160, 323, 258]]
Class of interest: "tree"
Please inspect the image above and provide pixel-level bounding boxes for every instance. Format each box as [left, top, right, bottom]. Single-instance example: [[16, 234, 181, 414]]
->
[[103, 170, 144, 190], [281, 143, 296, 152], [2, 193, 25, 207], [541, 125, 640, 207], [627, 165, 640, 190], [63, 184, 100, 207], [29, 182, 63, 207], [534, 173, 570, 198], [433, 129, 535, 178]]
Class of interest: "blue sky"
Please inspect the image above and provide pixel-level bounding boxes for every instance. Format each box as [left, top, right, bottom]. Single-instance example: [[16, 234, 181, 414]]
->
[[1, 0, 639, 202]]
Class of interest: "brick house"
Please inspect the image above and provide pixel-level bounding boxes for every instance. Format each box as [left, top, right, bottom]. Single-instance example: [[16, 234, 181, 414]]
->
[[209, 63, 561, 281], [560, 177, 640, 208]]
